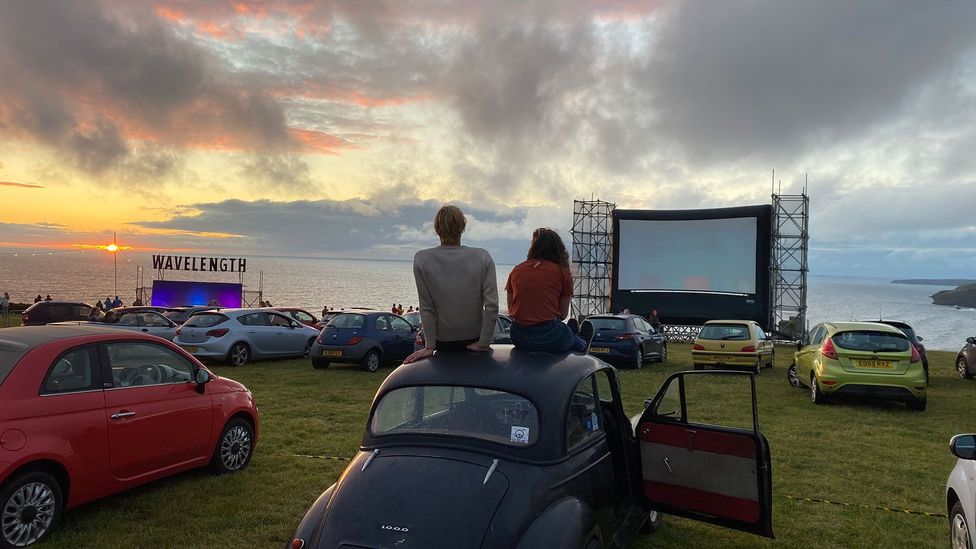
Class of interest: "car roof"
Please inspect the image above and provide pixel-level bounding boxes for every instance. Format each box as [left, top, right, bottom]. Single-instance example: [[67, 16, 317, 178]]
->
[[364, 347, 612, 461], [587, 314, 637, 320], [27, 301, 91, 308], [822, 321, 904, 334], [702, 319, 756, 325], [861, 319, 912, 329]]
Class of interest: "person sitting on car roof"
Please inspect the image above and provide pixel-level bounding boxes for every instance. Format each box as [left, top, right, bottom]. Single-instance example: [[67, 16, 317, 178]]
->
[[404, 205, 499, 364], [506, 228, 589, 353]]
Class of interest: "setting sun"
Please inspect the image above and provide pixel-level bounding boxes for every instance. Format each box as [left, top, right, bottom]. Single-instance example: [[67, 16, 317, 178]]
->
[[106, 243, 119, 252]]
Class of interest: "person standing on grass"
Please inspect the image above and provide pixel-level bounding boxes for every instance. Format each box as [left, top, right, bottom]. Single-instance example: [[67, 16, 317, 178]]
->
[[506, 228, 589, 353], [1, 292, 9, 325], [404, 205, 498, 364]]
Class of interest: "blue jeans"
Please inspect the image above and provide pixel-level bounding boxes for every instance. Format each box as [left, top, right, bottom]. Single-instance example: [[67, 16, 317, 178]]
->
[[510, 320, 588, 353]]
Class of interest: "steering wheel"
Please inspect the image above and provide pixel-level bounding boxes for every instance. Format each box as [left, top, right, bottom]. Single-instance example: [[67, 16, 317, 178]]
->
[[129, 364, 164, 386]]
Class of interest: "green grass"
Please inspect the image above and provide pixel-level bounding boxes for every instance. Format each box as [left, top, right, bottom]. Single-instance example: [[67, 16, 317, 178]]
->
[[34, 345, 965, 548]]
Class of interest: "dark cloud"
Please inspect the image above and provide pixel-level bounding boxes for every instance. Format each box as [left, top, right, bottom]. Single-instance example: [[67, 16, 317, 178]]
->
[[240, 154, 315, 193], [644, 0, 976, 163]]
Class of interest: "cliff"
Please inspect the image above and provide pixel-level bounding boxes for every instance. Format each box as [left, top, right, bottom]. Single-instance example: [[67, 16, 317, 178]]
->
[[932, 283, 976, 308]]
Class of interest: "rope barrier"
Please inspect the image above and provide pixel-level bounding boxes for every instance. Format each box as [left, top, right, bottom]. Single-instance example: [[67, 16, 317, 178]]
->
[[782, 495, 946, 519]]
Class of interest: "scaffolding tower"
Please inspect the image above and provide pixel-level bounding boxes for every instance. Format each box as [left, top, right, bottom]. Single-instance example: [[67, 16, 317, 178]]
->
[[770, 189, 810, 340], [571, 199, 615, 319]]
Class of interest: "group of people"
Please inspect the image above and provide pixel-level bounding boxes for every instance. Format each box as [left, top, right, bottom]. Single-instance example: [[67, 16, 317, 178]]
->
[[33, 294, 53, 303], [389, 304, 415, 315], [403, 205, 589, 364]]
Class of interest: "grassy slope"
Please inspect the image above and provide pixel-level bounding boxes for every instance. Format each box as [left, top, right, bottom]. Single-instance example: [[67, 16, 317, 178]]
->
[[35, 344, 966, 548]]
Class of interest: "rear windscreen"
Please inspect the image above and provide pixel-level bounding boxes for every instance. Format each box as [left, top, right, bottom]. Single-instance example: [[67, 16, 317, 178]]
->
[[331, 314, 366, 329], [833, 331, 910, 352], [588, 318, 626, 331], [184, 313, 228, 328], [697, 324, 750, 340], [0, 344, 30, 385]]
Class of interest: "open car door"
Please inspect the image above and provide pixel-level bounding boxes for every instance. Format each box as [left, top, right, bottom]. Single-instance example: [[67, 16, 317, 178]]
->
[[635, 370, 774, 538]]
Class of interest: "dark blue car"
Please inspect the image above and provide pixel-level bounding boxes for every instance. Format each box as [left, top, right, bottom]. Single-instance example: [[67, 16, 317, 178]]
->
[[310, 311, 417, 372], [585, 314, 668, 369]]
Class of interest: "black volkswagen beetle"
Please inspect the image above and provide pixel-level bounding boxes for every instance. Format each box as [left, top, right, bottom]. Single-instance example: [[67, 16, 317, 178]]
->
[[288, 348, 773, 548]]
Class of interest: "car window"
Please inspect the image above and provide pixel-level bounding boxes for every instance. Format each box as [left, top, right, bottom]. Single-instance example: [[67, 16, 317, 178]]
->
[[269, 314, 292, 327], [294, 311, 314, 322], [588, 318, 626, 331], [105, 342, 194, 387], [375, 316, 391, 331], [238, 312, 270, 327], [833, 330, 910, 352], [697, 323, 751, 340], [141, 312, 171, 327], [184, 313, 228, 327], [332, 314, 365, 329], [594, 369, 615, 405], [117, 313, 140, 326], [390, 317, 412, 333], [756, 326, 767, 340], [42, 346, 98, 394], [162, 310, 184, 321], [371, 386, 539, 447], [403, 311, 422, 328], [654, 373, 754, 431], [567, 374, 602, 451], [810, 326, 827, 345]]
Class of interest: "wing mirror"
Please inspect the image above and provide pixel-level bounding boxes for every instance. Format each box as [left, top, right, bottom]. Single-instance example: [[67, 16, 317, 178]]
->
[[950, 434, 976, 460], [917, 336, 924, 342], [968, 337, 975, 345], [195, 369, 212, 384]]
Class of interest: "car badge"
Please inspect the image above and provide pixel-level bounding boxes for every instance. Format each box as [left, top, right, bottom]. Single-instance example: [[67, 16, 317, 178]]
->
[[720, 343, 725, 349], [380, 525, 409, 533], [332, 334, 337, 340]]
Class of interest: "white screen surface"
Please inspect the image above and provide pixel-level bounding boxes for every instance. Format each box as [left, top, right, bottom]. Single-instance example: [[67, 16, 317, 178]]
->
[[617, 218, 757, 294]]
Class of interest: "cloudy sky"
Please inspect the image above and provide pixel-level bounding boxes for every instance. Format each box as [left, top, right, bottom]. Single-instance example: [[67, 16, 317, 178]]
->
[[1, 0, 975, 275]]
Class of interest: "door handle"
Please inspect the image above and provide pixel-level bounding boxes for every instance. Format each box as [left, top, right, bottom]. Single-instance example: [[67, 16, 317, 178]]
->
[[111, 411, 136, 420]]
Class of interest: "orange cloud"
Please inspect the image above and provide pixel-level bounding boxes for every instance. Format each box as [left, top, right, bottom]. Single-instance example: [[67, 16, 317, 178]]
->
[[289, 129, 350, 154], [0, 181, 44, 188]]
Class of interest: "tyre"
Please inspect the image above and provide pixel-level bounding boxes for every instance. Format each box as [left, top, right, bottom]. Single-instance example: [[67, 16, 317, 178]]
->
[[311, 358, 330, 370], [811, 375, 827, 405], [0, 471, 63, 549], [303, 338, 315, 359], [909, 396, 927, 412], [787, 364, 802, 388], [765, 351, 775, 368], [210, 418, 254, 474], [753, 360, 761, 375], [950, 500, 972, 549], [633, 347, 644, 370], [958, 356, 973, 380], [227, 342, 250, 367], [659, 344, 668, 363], [362, 349, 381, 373]]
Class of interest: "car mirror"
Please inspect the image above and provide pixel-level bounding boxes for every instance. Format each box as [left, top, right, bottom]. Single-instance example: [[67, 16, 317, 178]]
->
[[916, 336, 924, 342], [968, 337, 975, 345], [195, 369, 212, 385], [950, 434, 976, 460]]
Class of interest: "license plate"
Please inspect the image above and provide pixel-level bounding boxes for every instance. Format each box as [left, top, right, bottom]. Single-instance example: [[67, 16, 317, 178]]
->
[[716, 355, 739, 362], [182, 346, 199, 353], [857, 359, 893, 369], [322, 349, 342, 357], [589, 347, 611, 354]]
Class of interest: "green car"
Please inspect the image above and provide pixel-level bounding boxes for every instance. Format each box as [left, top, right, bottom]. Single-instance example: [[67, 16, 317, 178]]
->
[[788, 321, 927, 410]]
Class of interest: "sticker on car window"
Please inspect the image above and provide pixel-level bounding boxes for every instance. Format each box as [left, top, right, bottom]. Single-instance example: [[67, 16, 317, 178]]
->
[[587, 412, 599, 432], [510, 426, 530, 444]]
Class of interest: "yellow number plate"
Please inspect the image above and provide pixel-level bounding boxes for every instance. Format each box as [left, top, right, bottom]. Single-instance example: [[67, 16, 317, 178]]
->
[[589, 347, 611, 354], [322, 350, 343, 357], [182, 346, 199, 353], [857, 359, 893, 369]]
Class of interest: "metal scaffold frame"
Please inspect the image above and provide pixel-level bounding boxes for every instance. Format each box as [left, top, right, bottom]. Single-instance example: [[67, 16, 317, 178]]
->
[[770, 186, 810, 340], [571, 199, 615, 320]]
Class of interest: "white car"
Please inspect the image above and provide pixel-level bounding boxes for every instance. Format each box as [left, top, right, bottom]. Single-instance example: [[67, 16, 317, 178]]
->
[[174, 308, 321, 366], [946, 434, 976, 548]]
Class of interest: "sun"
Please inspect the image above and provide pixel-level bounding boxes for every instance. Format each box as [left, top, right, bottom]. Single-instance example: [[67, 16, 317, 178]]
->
[[106, 243, 119, 252]]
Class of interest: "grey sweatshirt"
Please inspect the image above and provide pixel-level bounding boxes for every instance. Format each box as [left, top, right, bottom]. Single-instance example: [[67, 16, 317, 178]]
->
[[413, 245, 499, 348]]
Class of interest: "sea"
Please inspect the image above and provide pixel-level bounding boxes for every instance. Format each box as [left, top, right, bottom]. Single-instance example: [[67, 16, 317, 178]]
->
[[1, 251, 973, 352]]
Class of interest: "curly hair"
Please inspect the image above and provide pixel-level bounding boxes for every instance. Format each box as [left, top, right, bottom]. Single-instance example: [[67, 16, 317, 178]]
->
[[527, 228, 570, 268]]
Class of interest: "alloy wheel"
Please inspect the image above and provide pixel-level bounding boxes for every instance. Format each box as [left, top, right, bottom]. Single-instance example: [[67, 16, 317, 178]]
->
[[810, 377, 818, 403], [788, 364, 801, 387], [303, 339, 313, 358], [1, 482, 56, 548], [231, 344, 249, 367], [366, 351, 380, 372], [951, 511, 971, 549], [220, 425, 252, 471], [958, 357, 970, 379]]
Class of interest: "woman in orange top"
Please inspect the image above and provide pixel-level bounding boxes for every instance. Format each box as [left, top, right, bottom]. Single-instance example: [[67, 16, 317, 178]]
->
[[505, 228, 589, 352]]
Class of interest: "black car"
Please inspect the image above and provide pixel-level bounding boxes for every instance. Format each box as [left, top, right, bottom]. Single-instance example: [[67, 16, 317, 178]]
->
[[864, 320, 929, 384], [957, 336, 976, 379], [20, 301, 92, 325], [584, 314, 668, 368], [287, 349, 773, 548], [162, 306, 218, 325]]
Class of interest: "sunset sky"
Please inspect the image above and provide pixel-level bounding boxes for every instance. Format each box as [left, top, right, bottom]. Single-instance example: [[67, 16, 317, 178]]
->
[[1, 0, 975, 275]]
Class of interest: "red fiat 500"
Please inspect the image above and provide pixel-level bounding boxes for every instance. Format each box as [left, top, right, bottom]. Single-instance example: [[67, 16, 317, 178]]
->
[[0, 326, 259, 548]]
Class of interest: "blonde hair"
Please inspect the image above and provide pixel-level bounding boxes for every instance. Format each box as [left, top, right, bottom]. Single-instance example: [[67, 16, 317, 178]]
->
[[434, 205, 466, 245]]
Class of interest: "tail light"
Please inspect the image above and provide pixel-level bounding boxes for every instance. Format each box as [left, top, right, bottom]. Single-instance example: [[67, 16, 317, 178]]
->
[[914, 343, 925, 353], [206, 328, 229, 337], [693, 344, 705, 350], [613, 332, 638, 341], [290, 540, 305, 549], [740, 345, 756, 352], [348, 336, 363, 346], [910, 346, 921, 364], [822, 337, 838, 360]]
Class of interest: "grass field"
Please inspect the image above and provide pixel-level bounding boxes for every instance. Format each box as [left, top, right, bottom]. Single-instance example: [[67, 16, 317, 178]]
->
[[30, 343, 968, 548]]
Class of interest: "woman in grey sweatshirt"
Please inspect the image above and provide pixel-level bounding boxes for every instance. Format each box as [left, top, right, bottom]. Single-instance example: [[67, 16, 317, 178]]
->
[[403, 205, 499, 364]]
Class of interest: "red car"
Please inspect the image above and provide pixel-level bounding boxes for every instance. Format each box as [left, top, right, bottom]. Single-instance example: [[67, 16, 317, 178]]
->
[[0, 326, 259, 548]]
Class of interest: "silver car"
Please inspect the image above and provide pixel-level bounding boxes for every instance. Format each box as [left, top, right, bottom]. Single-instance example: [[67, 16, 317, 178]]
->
[[173, 308, 320, 366], [50, 311, 181, 341]]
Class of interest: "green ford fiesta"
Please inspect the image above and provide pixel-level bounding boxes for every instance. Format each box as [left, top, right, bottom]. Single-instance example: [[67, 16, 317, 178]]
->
[[788, 321, 927, 411]]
